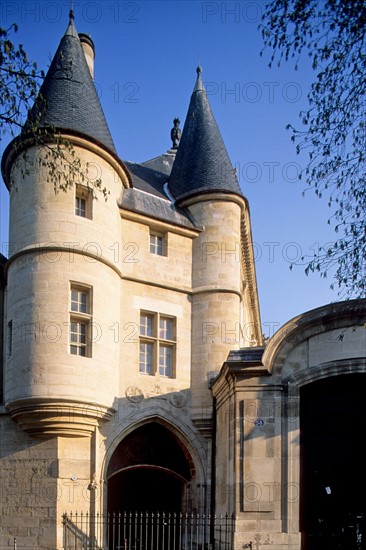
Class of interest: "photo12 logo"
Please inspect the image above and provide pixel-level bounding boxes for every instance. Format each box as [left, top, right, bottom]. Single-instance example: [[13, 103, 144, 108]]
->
[[0, 2, 140, 25]]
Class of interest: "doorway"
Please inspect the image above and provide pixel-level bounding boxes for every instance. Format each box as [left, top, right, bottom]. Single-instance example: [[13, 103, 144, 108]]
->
[[107, 422, 194, 549], [300, 373, 366, 549], [107, 422, 192, 514]]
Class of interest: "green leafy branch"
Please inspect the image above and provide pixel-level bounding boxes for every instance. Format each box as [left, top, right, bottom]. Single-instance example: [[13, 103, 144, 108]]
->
[[260, 0, 366, 298]]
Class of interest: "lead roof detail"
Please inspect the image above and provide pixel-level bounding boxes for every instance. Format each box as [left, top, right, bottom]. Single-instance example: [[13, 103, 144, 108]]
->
[[168, 67, 243, 204], [26, 11, 117, 155]]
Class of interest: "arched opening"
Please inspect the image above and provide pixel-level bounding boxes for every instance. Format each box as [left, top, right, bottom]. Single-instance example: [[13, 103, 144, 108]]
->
[[300, 373, 366, 549], [109, 467, 184, 513], [107, 422, 193, 514]]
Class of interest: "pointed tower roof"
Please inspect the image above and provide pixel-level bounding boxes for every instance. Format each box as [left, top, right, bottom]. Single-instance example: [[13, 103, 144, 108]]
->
[[169, 67, 242, 203], [27, 10, 116, 155]]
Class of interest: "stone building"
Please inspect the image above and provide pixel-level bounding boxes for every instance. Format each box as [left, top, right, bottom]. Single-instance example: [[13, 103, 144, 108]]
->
[[0, 12, 365, 550]]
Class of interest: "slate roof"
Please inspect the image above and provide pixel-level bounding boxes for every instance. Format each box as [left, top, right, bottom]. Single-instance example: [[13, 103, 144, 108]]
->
[[26, 12, 117, 155], [226, 347, 265, 364], [141, 152, 176, 177], [125, 158, 171, 199], [122, 153, 201, 229], [121, 188, 199, 229], [169, 67, 243, 203]]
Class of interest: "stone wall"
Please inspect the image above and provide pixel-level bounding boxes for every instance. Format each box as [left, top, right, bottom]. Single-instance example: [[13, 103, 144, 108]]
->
[[212, 299, 366, 549], [0, 414, 58, 549]]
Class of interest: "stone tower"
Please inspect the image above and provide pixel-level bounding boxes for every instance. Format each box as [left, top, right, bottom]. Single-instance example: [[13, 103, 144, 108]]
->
[[1, 10, 130, 437], [169, 67, 262, 432]]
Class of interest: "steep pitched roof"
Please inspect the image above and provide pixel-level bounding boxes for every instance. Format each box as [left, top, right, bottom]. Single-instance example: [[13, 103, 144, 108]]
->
[[121, 156, 201, 229], [125, 159, 171, 199], [120, 188, 200, 229], [168, 67, 242, 203], [27, 11, 117, 155]]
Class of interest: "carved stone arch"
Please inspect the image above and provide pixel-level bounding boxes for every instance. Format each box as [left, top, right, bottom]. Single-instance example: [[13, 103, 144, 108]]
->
[[102, 409, 208, 488], [286, 357, 366, 389], [262, 298, 366, 379], [101, 410, 209, 516]]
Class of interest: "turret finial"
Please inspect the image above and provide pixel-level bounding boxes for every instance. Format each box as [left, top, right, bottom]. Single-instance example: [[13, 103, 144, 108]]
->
[[65, 2, 78, 38], [193, 65, 204, 93], [69, 0, 75, 21]]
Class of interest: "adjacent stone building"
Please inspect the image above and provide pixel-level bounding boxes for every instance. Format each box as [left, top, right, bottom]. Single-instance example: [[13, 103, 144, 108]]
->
[[1, 12, 365, 550]]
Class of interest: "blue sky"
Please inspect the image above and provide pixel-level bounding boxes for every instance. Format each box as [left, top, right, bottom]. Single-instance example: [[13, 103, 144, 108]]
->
[[0, 0, 340, 334]]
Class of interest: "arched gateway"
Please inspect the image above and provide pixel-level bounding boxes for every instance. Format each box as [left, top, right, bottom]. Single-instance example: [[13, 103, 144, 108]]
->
[[107, 422, 194, 514], [211, 299, 366, 549], [105, 421, 205, 549]]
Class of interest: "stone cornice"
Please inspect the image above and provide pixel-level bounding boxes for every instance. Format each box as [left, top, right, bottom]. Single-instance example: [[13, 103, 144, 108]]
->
[[6, 397, 115, 437], [4, 246, 193, 295], [179, 191, 247, 210], [240, 210, 263, 346], [2, 132, 132, 190], [191, 286, 242, 300], [211, 350, 271, 407], [119, 209, 201, 237]]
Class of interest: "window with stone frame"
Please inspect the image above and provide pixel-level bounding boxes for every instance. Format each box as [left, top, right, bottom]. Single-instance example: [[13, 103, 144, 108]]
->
[[75, 185, 92, 219], [139, 311, 176, 377], [149, 230, 167, 256], [69, 284, 92, 357]]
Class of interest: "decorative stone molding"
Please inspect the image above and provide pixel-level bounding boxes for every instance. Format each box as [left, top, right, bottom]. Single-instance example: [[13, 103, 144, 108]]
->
[[263, 298, 366, 376], [6, 398, 115, 437]]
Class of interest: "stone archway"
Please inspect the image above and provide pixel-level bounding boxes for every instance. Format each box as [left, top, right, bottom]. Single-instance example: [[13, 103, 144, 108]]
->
[[300, 373, 366, 549], [107, 421, 194, 514]]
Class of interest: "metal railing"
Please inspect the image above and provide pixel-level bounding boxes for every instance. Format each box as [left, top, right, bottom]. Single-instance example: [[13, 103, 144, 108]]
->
[[62, 511, 235, 550]]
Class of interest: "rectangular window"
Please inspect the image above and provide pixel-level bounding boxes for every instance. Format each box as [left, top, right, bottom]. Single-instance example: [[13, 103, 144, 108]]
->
[[159, 317, 172, 340], [149, 231, 166, 256], [70, 321, 87, 356], [75, 196, 86, 217], [75, 186, 92, 219], [139, 342, 153, 374], [159, 345, 172, 377], [139, 311, 176, 377], [71, 288, 88, 313], [69, 284, 92, 357], [140, 313, 154, 337]]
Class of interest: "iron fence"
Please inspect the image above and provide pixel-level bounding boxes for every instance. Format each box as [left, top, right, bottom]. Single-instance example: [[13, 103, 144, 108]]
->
[[62, 511, 235, 550]]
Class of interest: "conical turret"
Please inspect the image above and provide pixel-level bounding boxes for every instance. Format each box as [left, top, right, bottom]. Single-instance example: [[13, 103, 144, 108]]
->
[[26, 10, 116, 155], [169, 67, 242, 203], [173, 69, 262, 434]]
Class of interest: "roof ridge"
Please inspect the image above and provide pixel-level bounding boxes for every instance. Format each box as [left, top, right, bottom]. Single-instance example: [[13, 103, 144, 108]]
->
[[129, 186, 170, 202]]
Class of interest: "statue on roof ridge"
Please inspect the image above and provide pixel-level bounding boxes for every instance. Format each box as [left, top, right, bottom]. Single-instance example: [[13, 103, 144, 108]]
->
[[170, 117, 181, 149]]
